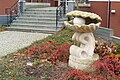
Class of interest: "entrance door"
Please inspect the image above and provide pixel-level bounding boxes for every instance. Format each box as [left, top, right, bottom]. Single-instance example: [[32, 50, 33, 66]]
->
[[58, 0, 75, 12], [25, 0, 58, 6], [58, 0, 67, 7]]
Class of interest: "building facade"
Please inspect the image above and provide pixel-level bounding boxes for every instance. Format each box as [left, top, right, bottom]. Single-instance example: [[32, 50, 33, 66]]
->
[[0, 0, 17, 24], [82, 0, 120, 37], [0, 0, 120, 37]]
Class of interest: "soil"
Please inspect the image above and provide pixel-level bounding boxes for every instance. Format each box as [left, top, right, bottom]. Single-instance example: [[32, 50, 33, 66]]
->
[[0, 52, 72, 80], [23, 62, 72, 80]]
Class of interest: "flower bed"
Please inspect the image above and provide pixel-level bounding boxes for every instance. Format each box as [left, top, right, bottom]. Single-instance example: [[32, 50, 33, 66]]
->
[[21, 40, 120, 79], [20, 28, 120, 80], [0, 28, 120, 80]]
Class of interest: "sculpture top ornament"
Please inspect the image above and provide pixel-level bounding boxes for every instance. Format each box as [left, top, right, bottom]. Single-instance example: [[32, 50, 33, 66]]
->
[[64, 10, 102, 33]]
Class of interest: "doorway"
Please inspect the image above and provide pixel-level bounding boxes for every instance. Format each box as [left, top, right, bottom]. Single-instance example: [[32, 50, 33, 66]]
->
[[25, 0, 58, 7], [58, 0, 75, 12]]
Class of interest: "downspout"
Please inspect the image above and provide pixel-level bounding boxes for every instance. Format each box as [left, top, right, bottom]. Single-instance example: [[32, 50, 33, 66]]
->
[[31, 0, 33, 3], [107, 0, 110, 28]]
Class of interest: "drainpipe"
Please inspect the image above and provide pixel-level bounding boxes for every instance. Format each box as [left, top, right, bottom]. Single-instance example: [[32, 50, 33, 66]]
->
[[31, 0, 33, 3], [107, 0, 110, 28]]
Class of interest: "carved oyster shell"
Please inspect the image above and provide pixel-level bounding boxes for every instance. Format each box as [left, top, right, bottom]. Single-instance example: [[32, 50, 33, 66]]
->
[[64, 10, 102, 32], [66, 10, 102, 22], [64, 21, 101, 32]]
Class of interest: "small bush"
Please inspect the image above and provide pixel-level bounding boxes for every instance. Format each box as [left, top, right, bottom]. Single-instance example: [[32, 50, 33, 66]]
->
[[116, 43, 120, 54]]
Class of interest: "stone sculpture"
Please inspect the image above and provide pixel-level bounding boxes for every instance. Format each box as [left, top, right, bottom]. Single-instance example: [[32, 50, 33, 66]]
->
[[64, 10, 102, 69]]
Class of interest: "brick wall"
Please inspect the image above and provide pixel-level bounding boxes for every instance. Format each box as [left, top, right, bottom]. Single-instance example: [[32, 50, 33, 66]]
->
[[90, 1, 120, 37], [0, 0, 17, 15], [110, 2, 120, 37], [79, 1, 120, 37], [89, 1, 108, 28]]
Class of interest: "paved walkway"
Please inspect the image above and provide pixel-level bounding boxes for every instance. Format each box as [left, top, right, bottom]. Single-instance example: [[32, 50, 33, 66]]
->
[[0, 31, 50, 58]]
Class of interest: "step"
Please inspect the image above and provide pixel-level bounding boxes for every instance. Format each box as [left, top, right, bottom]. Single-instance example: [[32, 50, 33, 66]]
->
[[25, 10, 56, 13], [25, 9, 56, 12], [24, 11, 56, 14], [11, 23, 63, 28], [13, 20, 63, 25], [26, 7, 57, 10], [20, 15, 56, 18], [6, 26, 61, 34], [9, 6, 64, 33], [22, 13, 56, 17], [16, 17, 56, 21], [16, 16, 65, 21], [26, 9, 56, 12], [26, 3, 50, 9]]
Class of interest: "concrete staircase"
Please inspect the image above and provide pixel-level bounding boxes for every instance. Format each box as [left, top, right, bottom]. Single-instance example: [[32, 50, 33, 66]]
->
[[7, 3, 63, 34]]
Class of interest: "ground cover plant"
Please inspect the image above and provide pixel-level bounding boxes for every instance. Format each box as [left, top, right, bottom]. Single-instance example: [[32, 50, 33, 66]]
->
[[0, 26, 5, 32], [0, 27, 120, 80], [0, 28, 74, 80]]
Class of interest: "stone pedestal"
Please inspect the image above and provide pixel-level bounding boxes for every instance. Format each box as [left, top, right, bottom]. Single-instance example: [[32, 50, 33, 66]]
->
[[69, 54, 99, 70], [68, 32, 99, 70]]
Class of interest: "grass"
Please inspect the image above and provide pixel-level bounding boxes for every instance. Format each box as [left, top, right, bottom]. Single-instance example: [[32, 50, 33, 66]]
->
[[17, 27, 74, 53], [0, 27, 74, 80], [0, 55, 35, 80], [35, 27, 74, 45], [0, 26, 5, 32]]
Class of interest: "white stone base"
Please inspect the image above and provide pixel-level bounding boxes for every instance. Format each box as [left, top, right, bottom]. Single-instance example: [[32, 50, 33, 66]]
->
[[68, 54, 99, 70]]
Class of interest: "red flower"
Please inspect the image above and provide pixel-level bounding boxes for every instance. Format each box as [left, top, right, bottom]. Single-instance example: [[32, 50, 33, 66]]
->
[[45, 41, 54, 45], [28, 48, 35, 51]]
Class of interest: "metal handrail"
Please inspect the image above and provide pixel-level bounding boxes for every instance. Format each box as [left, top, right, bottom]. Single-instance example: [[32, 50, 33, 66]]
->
[[5, 0, 18, 26], [56, 1, 66, 31]]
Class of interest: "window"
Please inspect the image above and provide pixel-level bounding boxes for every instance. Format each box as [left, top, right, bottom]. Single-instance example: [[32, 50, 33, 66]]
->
[[75, 0, 89, 4]]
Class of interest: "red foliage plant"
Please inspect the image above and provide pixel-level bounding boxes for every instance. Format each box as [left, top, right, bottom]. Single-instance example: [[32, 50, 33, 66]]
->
[[49, 42, 70, 64], [22, 41, 70, 64], [65, 56, 120, 80], [91, 56, 120, 79], [22, 41, 56, 58], [94, 40, 117, 57], [65, 70, 90, 80]]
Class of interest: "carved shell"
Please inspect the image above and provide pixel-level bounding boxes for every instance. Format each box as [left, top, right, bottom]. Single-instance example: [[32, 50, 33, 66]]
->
[[64, 21, 101, 33], [66, 10, 102, 22]]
